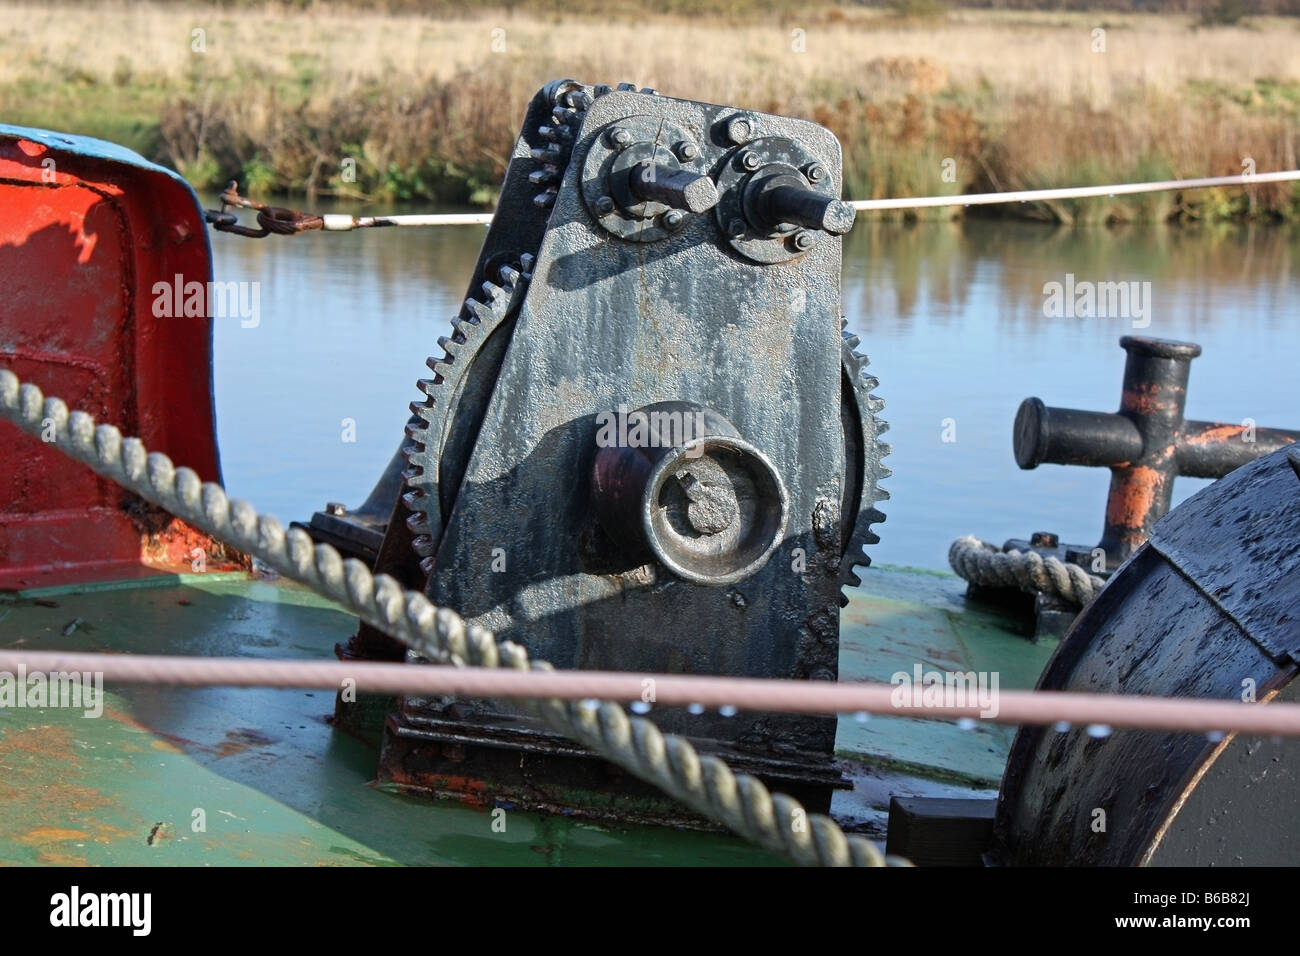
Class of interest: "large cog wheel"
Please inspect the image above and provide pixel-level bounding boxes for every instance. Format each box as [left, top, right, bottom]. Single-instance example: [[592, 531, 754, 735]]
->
[[839, 321, 890, 603], [402, 256, 533, 572]]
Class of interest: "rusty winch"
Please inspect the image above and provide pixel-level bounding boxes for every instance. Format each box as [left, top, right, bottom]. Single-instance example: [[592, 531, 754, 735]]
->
[[311, 80, 889, 818]]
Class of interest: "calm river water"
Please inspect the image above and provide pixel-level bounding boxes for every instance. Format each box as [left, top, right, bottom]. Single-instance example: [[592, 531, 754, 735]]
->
[[209, 210, 1299, 572]]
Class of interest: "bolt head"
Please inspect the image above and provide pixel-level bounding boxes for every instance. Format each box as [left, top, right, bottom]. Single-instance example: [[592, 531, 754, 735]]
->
[[726, 115, 754, 145], [792, 230, 815, 251], [740, 151, 762, 172], [595, 195, 616, 215], [675, 140, 699, 161], [805, 163, 827, 183], [608, 127, 633, 149], [662, 209, 687, 231], [726, 217, 747, 238]]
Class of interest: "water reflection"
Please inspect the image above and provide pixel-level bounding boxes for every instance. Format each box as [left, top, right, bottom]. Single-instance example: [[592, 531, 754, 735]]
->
[[209, 206, 1300, 571]]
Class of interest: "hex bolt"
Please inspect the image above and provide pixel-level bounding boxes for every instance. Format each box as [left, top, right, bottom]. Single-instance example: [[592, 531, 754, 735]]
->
[[792, 230, 815, 251], [740, 151, 762, 172], [595, 195, 616, 215], [726, 115, 754, 145], [662, 209, 687, 231], [805, 163, 827, 184], [726, 217, 747, 238], [607, 127, 633, 150], [675, 141, 699, 161]]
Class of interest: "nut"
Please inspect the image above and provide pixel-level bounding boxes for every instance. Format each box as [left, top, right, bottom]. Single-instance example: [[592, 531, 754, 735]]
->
[[595, 195, 616, 215], [662, 209, 687, 231], [726, 217, 747, 238], [805, 163, 827, 183], [740, 151, 762, 172], [607, 127, 633, 150], [675, 140, 699, 161], [792, 230, 815, 251]]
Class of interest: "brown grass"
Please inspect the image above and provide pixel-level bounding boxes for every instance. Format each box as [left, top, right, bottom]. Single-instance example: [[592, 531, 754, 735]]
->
[[2, 2, 1298, 219]]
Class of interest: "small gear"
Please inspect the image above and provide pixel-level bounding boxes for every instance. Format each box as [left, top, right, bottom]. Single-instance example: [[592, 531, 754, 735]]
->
[[402, 256, 533, 573], [839, 322, 890, 603]]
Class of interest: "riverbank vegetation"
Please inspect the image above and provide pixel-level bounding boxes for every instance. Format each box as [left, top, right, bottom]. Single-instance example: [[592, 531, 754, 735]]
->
[[2, 1, 1298, 221]]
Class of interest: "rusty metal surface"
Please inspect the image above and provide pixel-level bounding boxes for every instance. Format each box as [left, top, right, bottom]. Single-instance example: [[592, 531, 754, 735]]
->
[[1014, 335, 1299, 569], [0, 125, 242, 589], [993, 446, 1300, 866]]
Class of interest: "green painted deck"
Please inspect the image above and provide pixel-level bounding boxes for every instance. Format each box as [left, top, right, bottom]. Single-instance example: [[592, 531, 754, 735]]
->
[[0, 564, 1054, 865]]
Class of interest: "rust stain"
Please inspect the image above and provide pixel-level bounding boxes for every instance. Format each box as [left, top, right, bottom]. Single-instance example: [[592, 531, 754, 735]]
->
[[213, 728, 276, 759], [19, 827, 90, 844], [1106, 465, 1164, 528], [1184, 423, 1243, 445], [37, 850, 88, 866]]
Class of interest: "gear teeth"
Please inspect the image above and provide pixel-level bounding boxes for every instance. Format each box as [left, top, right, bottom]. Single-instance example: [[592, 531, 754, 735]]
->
[[464, 298, 496, 323], [839, 324, 889, 603], [406, 511, 432, 536], [538, 124, 573, 143], [616, 81, 637, 91], [405, 253, 534, 571], [530, 144, 564, 163], [552, 107, 582, 127], [593, 84, 612, 98], [528, 168, 559, 187], [411, 534, 437, 558], [533, 190, 557, 209], [562, 89, 593, 110], [419, 556, 436, 576]]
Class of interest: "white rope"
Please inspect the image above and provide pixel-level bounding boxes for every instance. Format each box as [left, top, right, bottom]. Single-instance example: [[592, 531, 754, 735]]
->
[[320, 212, 493, 230], [309, 170, 1300, 228], [948, 535, 1106, 607], [849, 170, 1300, 212]]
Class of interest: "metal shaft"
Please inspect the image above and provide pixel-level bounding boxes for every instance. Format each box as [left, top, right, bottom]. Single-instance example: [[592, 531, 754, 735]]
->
[[629, 162, 719, 214], [755, 180, 856, 235]]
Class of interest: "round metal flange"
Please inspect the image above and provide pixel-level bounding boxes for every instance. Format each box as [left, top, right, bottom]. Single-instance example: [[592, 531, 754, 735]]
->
[[642, 436, 789, 586], [714, 136, 838, 264], [581, 115, 705, 242]]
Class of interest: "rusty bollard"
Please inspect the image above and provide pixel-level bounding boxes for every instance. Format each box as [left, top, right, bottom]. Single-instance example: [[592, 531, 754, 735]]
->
[[1015, 336, 1300, 569]]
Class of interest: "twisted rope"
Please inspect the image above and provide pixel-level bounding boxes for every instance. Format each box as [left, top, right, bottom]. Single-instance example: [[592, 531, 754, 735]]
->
[[948, 535, 1106, 607], [0, 369, 904, 868]]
